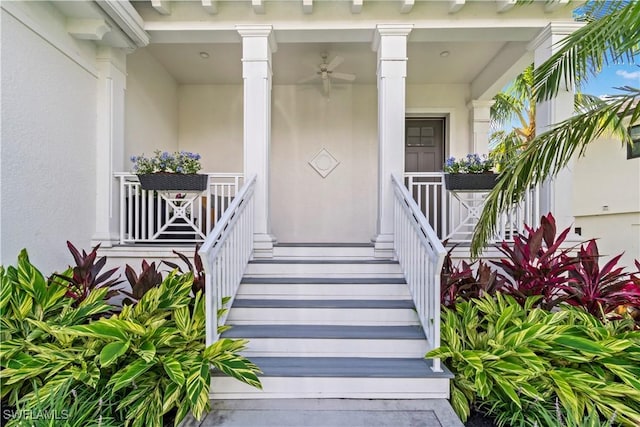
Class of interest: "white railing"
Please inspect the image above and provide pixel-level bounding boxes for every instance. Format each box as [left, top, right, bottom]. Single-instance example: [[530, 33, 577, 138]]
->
[[404, 172, 540, 243], [115, 173, 243, 244], [199, 175, 256, 346], [392, 174, 446, 373]]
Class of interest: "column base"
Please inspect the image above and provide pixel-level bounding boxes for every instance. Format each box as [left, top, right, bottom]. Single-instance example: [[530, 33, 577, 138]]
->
[[373, 234, 395, 259], [253, 233, 276, 259], [91, 232, 120, 248]]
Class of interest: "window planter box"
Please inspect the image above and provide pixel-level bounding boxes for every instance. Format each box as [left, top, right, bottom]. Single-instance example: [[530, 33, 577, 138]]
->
[[137, 173, 208, 191], [444, 173, 498, 191]]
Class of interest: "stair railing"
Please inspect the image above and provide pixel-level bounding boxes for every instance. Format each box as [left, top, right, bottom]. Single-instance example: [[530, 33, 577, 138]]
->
[[391, 174, 446, 372], [199, 175, 256, 346]]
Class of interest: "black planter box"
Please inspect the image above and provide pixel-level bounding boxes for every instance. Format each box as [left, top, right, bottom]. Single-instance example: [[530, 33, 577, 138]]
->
[[138, 173, 208, 191], [444, 173, 498, 191]]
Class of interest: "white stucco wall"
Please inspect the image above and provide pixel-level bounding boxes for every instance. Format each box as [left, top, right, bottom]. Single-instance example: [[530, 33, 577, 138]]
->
[[1, 7, 97, 272], [124, 49, 179, 167], [573, 133, 640, 268], [178, 85, 243, 172], [406, 83, 471, 160], [271, 84, 378, 243]]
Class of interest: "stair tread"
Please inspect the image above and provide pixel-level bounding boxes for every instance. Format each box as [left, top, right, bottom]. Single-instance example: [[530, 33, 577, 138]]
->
[[232, 299, 415, 309], [221, 325, 425, 339], [241, 277, 407, 284], [248, 259, 399, 265], [274, 243, 374, 248], [213, 357, 453, 378]]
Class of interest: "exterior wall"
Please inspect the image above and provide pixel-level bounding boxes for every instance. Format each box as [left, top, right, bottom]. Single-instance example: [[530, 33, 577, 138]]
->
[[573, 133, 640, 268], [271, 84, 378, 243], [124, 49, 179, 165], [1, 5, 97, 272], [178, 85, 243, 172], [406, 84, 470, 160]]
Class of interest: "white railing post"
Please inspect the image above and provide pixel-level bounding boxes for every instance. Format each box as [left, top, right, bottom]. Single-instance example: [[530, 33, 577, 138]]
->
[[199, 175, 256, 347], [392, 174, 446, 372]]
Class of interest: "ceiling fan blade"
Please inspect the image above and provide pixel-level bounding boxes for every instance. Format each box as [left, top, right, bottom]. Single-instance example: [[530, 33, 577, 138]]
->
[[322, 78, 331, 95], [297, 73, 319, 84], [326, 55, 344, 72], [331, 72, 356, 82]]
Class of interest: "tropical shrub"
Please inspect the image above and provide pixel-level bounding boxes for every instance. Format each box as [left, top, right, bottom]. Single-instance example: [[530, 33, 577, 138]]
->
[[429, 294, 640, 427], [4, 380, 119, 427], [565, 241, 640, 319], [52, 241, 122, 304], [121, 260, 163, 305], [0, 250, 113, 406], [163, 245, 206, 295], [492, 213, 577, 310], [0, 249, 261, 427], [441, 246, 503, 308]]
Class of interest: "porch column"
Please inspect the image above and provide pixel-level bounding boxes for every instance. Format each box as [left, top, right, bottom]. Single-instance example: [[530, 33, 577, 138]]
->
[[93, 47, 127, 247], [468, 100, 495, 156], [372, 24, 412, 258], [530, 22, 582, 232], [238, 25, 277, 258]]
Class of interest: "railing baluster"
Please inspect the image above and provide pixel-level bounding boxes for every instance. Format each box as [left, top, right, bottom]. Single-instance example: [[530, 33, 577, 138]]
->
[[114, 173, 243, 244], [200, 175, 256, 347], [392, 174, 446, 372]]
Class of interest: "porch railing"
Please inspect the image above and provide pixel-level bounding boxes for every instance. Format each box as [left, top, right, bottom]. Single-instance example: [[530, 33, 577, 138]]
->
[[392, 174, 446, 373], [115, 173, 243, 244], [404, 172, 540, 243], [199, 175, 256, 346]]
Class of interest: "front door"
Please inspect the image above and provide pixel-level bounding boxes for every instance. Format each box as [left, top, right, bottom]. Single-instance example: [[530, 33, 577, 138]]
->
[[405, 118, 444, 173], [405, 118, 445, 236]]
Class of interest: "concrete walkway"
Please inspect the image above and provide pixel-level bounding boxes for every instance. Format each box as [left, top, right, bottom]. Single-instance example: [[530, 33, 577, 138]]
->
[[181, 399, 464, 427]]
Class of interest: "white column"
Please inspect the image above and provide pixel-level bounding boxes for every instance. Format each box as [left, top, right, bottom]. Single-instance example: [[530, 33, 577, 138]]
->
[[372, 24, 412, 258], [93, 47, 127, 247], [530, 22, 582, 233], [238, 25, 277, 257], [468, 100, 495, 156]]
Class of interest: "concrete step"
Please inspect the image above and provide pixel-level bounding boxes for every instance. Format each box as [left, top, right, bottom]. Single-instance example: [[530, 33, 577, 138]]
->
[[272, 243, 375, 260], [210, 357, 452, 399], [181, 399, 465, 427], [227, 299, 420, 325], [236, 277, 410, 300], [222, 325, 428, 357], [244, 260, 404, 277]]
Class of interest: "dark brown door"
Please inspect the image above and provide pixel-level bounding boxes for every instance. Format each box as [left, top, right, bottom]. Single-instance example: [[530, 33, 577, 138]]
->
[[405, 118, 444, 172], [405, 118, 445, 236]]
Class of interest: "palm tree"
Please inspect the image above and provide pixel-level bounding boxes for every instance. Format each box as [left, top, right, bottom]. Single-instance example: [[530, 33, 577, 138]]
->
[[489, 65, 535, 172], [471, 0, 640, 256]]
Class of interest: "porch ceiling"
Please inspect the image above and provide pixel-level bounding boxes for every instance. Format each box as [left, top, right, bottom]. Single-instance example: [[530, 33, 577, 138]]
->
[[145, 39, 518, 86]]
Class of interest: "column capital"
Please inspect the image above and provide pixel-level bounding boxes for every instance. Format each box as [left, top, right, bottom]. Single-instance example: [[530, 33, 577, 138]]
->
[[372, 24, 413, 53], [528, 21, 584, 52], [236, 25, 277, 53], [467, 99, 496, 111]]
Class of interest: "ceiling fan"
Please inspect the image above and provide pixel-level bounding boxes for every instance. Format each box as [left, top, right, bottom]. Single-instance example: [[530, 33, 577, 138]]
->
[[297, 52, 356, 96]]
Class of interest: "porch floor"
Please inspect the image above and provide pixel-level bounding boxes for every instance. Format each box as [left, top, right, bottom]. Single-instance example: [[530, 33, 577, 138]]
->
[[179, 399, 464, 427]]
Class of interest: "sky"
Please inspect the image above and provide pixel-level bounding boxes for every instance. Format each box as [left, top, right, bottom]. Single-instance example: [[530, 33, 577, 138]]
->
[[582, 63, 640, 97]]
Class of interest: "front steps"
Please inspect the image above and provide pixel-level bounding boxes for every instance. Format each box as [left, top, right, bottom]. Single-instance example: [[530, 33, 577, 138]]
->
[[211, 246, 452, 400]]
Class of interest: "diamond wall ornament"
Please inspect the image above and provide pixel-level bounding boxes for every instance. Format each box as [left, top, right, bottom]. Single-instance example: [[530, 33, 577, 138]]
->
[[308, 148, 340, 178]]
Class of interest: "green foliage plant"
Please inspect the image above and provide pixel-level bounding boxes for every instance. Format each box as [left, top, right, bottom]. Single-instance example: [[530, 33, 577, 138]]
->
[[1, 250, 262, 427], [428, 293, 640, 427], [0, 250, 112, 406]]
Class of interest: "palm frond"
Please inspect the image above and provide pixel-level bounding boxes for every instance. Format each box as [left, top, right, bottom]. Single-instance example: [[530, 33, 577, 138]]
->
[[471, 88, 640, 256], [534, 0, 640, 102]]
